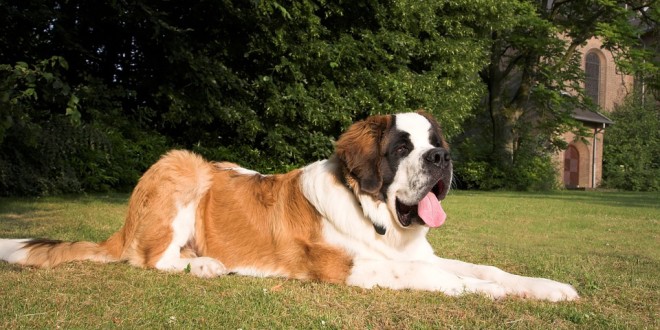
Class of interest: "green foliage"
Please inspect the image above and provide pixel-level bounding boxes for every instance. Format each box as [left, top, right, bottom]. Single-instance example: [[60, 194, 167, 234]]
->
[[509, 151, 559, 191], [0, 0, 501, 195], [453, 160, 504, 190], [456, 0, 658, 190], [0, 55, 168, 195], [0, 0, 655, 195], [0, 57, 80, 195], [602, 96, 660, 191], [0, 57, 75, 142], [453, 137, 558, 191]]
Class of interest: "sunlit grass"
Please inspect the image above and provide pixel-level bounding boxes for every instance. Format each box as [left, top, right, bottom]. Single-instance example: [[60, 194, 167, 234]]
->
[[1, 191, 658, 328]]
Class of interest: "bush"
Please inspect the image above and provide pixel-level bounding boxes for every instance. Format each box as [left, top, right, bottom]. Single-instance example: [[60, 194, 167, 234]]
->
[[453, 155, 557, 191], [1, 1, 500, 195], [452, 125, 558, 191], [602, 96, 660, 191], [0, 57, 169, 195]]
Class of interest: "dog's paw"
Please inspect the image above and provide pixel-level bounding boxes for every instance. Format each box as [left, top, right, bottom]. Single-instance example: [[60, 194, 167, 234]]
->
[[188, 257, 228, 278], [514, 277, 579, 301]]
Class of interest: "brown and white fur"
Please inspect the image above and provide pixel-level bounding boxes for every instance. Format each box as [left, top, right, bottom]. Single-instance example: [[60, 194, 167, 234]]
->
[[0, 112, 578, 301]]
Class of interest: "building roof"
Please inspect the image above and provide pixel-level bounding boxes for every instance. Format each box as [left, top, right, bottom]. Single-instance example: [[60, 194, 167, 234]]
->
[[572, 107, 614, 125]]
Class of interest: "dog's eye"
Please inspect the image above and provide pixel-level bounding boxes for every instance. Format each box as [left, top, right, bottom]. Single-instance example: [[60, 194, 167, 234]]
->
[[395, 145, 409, 155]]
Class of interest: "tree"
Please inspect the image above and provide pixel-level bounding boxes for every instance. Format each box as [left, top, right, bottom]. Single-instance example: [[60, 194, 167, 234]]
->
[[0, 0, 504, 195], [602, 94, 659, 191], [454, 0, 659, 190], [2, 0, 656, 195]]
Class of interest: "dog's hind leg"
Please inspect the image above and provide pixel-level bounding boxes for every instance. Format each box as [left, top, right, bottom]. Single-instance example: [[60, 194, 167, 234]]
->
[[151, 202, 227, 278], [119, 150, 226, 278]]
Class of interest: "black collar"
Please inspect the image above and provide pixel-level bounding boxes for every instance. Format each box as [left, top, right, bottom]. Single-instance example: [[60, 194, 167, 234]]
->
[[373, 223, 387, 235]]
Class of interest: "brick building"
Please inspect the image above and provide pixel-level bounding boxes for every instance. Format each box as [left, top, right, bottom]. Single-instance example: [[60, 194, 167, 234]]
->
[[553, 37, 634, 189]]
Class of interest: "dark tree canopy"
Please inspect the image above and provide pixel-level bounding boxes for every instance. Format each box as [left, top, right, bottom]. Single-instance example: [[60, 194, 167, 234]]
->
[[0, 0, 656, 195]]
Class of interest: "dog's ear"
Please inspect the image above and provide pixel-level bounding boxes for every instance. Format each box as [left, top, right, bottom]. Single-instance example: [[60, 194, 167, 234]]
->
[[335, 114, 392, 196]]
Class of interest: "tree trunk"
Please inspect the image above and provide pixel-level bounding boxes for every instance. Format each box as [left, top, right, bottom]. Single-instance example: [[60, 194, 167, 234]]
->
[[487, 38, 528, 169]]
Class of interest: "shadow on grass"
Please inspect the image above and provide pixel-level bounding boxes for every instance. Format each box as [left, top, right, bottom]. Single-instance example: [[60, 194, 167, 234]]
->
[[457, 190, 660, 209], [0, 201, 60, 236], [0, 193, 129, 208], [0, 194, 129, 238]]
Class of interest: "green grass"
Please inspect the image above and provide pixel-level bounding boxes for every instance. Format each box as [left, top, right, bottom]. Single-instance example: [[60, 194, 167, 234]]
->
[[1, 191, 658, 329]]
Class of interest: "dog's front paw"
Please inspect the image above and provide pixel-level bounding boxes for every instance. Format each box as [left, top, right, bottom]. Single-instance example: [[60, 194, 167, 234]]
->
[[514, 277, 579, 301]]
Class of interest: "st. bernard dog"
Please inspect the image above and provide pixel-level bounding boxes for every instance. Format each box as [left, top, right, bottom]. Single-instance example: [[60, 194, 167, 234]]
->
[[0, 111, 578, 301]]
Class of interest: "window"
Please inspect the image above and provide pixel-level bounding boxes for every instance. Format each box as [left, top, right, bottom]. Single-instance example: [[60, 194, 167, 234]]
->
[[585, 52, 601, 105]]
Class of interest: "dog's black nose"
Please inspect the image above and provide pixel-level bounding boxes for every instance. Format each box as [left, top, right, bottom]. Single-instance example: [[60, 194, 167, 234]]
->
[[424, 148, 450, 168]]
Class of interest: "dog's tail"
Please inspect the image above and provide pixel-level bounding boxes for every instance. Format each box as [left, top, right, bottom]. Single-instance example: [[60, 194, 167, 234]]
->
[[0, 235, 122, 268], [1, 150, 213, 269]]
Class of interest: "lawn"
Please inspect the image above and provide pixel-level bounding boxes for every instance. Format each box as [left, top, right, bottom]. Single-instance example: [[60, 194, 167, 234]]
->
[[0, 191, 658, 329]]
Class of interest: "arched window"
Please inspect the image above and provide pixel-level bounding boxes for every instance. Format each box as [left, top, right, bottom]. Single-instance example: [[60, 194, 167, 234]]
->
[[585, 52, 601, 105]]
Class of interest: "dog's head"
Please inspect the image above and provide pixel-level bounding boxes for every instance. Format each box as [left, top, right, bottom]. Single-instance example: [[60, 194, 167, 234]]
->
[[335, 111, 452, 233]]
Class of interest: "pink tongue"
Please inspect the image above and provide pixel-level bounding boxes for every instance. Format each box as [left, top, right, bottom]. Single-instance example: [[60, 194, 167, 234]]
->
[[418, 192, 446, 227]]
